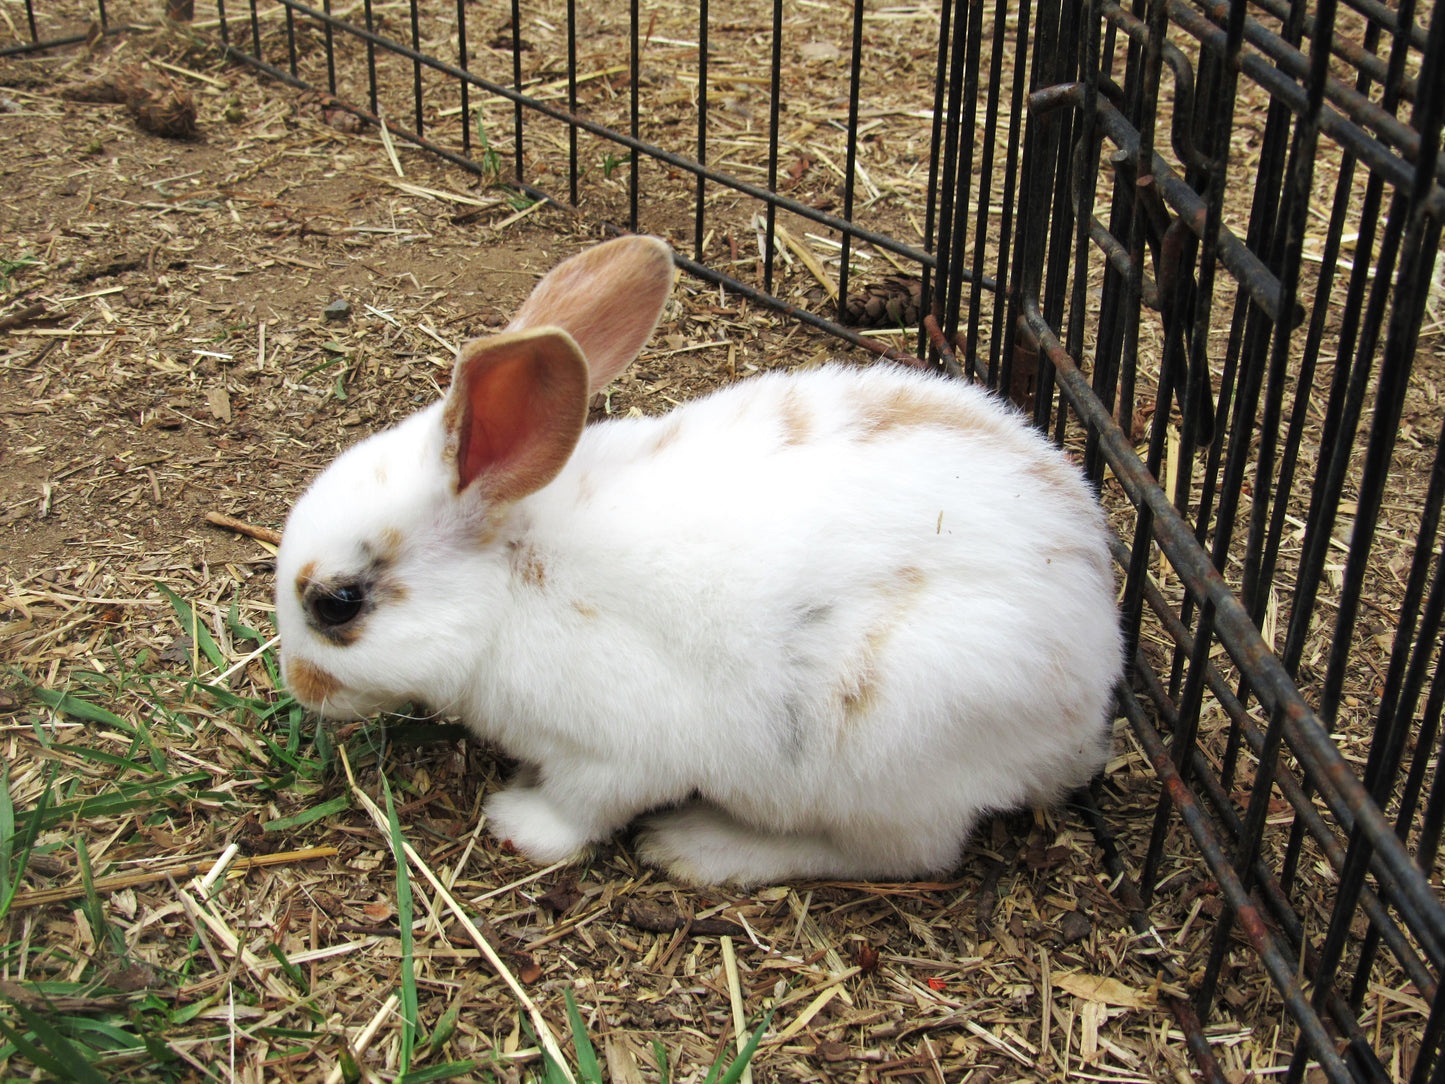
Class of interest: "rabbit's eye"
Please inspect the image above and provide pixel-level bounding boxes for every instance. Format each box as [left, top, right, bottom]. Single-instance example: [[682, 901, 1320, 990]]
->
[[312, 584, 366, 627]]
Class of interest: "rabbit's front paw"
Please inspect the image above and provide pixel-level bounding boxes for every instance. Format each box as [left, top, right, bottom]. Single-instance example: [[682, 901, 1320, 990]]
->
[[484, 786, 593, 864]]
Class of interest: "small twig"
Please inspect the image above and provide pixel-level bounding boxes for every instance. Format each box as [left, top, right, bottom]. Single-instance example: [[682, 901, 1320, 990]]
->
[[775, 223, 838, 304], [9, 846, 339, 911], [0, 303, 49, 332], [376, 106, 404, 177], [205, 510, 282, 547]]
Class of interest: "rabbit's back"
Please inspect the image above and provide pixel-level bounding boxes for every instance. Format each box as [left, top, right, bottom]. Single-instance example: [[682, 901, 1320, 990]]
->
[[506, 364, 1120, 833]]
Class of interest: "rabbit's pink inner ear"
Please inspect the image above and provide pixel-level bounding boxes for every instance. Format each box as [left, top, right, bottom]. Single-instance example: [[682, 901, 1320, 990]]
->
[[446, 329, 589, 502], [508, 235, 676, 393]]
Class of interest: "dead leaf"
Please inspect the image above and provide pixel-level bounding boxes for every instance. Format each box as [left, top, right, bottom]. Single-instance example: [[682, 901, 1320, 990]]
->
[[1053, 972, 1156, 1010], [206, 387, 232, 423]]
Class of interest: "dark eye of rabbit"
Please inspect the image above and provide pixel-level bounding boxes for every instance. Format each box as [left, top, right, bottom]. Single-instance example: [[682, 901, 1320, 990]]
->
[[312, 584, 366, 626]]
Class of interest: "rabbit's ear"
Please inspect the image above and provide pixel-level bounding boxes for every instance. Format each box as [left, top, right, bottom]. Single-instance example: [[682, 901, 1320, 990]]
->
[[509, 235, 675, 392], [444, 327, 589, 501]]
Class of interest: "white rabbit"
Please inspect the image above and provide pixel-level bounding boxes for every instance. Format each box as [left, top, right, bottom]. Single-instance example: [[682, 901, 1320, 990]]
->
[[275, 234, 1122, 886]]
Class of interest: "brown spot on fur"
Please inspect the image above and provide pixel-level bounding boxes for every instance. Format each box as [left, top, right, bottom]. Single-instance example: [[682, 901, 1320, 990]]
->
[[295, 561, 319, 598], [510, 542, 547, 589], [1025, 451, 1086, 501], [575, 471, 595, 504], [285, 655, 343, 707], [376, 527, 404, 564], [649, 418, 684, 455], [571, 600, 599, 618], [779, 385, 812, 446], [857, 385, 998, 440], [834, 566, 928, 734], [375, 463, 389, 486]]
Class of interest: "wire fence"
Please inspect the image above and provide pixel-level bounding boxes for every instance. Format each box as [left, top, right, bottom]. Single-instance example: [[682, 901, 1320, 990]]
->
[[11, 0, 1445, 1079]]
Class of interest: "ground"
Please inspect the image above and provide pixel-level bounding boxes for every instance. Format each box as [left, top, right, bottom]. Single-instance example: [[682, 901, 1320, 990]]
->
[[0, 7, 1436, 1084]]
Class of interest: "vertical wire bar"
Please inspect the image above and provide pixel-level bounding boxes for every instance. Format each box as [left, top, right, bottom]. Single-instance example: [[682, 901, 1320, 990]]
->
[[1278, 3, 1426, 896], [1032, 0, 1076, 425], [249, 0, 262, 61], [1296, 0, 1445, 1051], [96, 0, 107, 32], [1202, 0, 1341, 1029], [956, 0, 986, 376], [1084, 143, 1129, 482], [285, 4, 297, 79], [1233, 14, 1391, 799], [24, 0, 37, 41], [456, 0, 469, 156], [511, 0, 523, 185], [629, 0, 640, 232], [1349, 509, 1445, 1008], [933, 0, 966, 370], [410, 0, 423, 138], [1416, 681, 1445, 879], [1063, 0, 1102, 417], [692, 0, 709, 261], [1409, 985, 1445, 1084], [971, 0, 1007, 381], [836, 0, 867, 326], [762, 0, 784, 296], [363, 0, 378, 117], [324, 0, 336, 96], [991, 0, 1031, 387], [1248, 15, 1385, 640], [567, 0, 577, 207], [920, 0, 954, 364], [217, 0, 229, 46], [943, 0, 980, 374]]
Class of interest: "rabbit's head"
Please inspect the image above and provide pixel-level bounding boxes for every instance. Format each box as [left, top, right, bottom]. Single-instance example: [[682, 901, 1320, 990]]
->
[[274, 235, 676, 719]]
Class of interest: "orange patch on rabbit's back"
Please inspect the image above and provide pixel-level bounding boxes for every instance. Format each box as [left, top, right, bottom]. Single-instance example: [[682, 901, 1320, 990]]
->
[[855, 384, 1005, 441], [778, 384, 815, 446], [834, 565, 929, 735]]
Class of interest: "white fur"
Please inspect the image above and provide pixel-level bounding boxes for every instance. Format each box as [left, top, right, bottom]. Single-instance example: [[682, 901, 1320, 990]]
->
[[276, 239, 1122, 886]]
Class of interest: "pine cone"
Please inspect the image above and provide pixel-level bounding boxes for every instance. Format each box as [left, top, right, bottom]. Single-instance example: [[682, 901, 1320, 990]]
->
[[116, 66, 197, 139], [841, 275, 923, 329]]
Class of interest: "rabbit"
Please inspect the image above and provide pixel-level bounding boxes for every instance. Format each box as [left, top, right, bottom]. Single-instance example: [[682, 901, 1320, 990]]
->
[[274, 233, 1123, 886]]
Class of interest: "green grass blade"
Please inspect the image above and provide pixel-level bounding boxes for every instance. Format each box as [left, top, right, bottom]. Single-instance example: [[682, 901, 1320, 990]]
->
[[398, 1061, 477, 1083], [155, 581, 225, 671], [382, 774, 418, 1075], [75, 835, 120, 957], [652, 1039, 671, 1084], [0, 762, 53, 920], [428, 1002, 461, 1057], [705, 1007, 776, 1084], [10, 772, 216, 836], [0, 765, 14, 883], [261, 794, 350, 831], [268, 944, 310, 995], [29, 688, 136, 734], [0, 999, 112, 1084], [563, 988, 601, 1084]]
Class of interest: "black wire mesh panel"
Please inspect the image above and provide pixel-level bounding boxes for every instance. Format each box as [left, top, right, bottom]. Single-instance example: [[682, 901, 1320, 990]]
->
[[181, 0, 975, 368], [1007, 1, 1445, 1081]]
